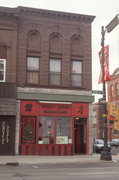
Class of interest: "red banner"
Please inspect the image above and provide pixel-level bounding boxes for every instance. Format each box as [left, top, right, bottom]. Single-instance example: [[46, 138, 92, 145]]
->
[[21, 116, 36, 143], [98, 45, 110, 84]]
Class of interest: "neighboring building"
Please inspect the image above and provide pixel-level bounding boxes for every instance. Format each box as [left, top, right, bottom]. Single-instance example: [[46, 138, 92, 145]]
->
[[0, 6, 95, 155], [92, 102, 104, 140], [107, 68, 119, 140], [92, 103, 98, 140]]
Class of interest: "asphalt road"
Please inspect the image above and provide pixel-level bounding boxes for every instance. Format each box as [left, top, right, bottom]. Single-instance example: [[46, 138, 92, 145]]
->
[[0, 146, 119, 180], [0, 161, 119, 180]]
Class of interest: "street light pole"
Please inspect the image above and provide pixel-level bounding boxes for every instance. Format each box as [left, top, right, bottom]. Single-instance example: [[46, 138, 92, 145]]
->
[[100, 26, 112, 161]]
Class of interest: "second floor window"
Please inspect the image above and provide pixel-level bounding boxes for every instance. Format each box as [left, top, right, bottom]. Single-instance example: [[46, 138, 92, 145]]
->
[[0, 59, 6, 82], [71, 60, 82, 87], [27, 57, 39, 84], [50, 59, 61, 85]]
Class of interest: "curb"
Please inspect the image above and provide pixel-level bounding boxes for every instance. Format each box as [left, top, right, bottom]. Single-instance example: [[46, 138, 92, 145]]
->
[[0, 162, 19, 166], [6, 162, 19, 166]]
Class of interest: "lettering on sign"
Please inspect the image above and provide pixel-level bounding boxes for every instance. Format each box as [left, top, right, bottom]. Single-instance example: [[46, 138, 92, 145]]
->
[[73, 103, 88, 116], [44, 110, 68, 114], [25, 104, 33, 112], [1, 121, 10, 144], [78, 105, 84, 114], [1, 121, 6, 144], [6, 125, 10, 143], [40, 103, 71, 115], [41, 104, 70, 109]]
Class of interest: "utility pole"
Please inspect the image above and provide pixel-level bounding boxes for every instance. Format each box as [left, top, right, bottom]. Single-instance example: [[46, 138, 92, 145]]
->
[[100, 26, 112, 161]]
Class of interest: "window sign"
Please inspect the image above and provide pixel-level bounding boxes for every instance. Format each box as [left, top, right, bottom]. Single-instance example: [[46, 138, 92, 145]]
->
[[56, 136, 68, 144]]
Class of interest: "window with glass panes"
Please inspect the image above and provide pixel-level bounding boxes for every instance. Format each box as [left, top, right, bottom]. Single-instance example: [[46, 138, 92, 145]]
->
[[56, 117, 71, 137], [38, 116, 72, 144], [71, 60, 82, 86], [0, 59, 6, 82], [38, 116, 54, 144], [27, 57, 39, 84], [50, 59, 61, 85]]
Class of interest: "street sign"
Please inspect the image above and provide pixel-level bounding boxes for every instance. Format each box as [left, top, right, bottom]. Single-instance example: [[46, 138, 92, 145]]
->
[[92, 90, 104, 94], [99, 98, 104, 102]]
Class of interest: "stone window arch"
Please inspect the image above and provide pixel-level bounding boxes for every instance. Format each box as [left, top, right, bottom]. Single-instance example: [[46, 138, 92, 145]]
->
[[71, 34, 83, 56], [49, 32, 62, 54], [27, 30, 40, 51]]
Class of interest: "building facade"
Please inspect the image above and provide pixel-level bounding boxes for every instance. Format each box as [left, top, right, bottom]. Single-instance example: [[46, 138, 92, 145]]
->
[[107, 68, 119, 140], [92, 102, 104, 140], [0, 6, 95, 155]]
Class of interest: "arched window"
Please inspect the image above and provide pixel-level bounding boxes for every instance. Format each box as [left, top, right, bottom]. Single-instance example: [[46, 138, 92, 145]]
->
[[71, 34, 83, 56], [49, 32, 62, 54], [26, 31, 40, 84], [27, 30, 40, 51]]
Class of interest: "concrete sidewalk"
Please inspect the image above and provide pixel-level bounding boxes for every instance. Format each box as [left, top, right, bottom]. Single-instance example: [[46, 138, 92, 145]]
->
[[0, 154, 118, 166]]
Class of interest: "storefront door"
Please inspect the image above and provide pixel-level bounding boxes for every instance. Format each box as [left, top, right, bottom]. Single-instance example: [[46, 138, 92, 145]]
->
[[0, 116, 15, 155], [74, 123, 84, 154]]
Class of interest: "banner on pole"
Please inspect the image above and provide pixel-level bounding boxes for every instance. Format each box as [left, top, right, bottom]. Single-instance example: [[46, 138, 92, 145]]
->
[[98, 45, 110, 84]]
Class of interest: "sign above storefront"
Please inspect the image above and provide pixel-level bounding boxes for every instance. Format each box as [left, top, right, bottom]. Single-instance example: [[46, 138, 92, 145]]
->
[[20, 101, 38, 115], [21, 101, 89, 117], [39, 103, 72, 116], [72, 103, 88, 117]]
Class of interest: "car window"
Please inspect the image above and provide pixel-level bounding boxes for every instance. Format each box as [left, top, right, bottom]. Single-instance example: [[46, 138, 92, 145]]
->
[[95, 139, 104, 144], [112, 139, 119, 142]]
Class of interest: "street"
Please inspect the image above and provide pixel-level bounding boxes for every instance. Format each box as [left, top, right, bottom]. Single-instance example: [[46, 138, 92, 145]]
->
[[0, 146, 119, 180], [0, 161, 119, 180]]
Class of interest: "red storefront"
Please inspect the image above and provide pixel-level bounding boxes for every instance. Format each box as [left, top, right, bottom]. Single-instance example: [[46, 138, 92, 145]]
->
[[19, 101, 89, 156]]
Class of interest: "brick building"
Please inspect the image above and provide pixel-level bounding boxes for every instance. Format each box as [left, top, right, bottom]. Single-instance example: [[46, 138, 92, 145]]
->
[[107, 68, 119, 140], [92, 102, 104, 140], [0, 6, 95, 155]]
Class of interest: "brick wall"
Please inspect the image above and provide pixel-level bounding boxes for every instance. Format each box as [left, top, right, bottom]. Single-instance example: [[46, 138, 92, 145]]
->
[[16, 7, 94, 90]]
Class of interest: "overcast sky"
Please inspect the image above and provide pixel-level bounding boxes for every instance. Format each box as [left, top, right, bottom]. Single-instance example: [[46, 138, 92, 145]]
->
[[0, 0, 119, 101]]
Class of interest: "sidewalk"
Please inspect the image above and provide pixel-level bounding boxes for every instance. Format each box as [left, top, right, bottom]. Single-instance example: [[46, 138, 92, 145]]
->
[[0, 154, 118, 166]]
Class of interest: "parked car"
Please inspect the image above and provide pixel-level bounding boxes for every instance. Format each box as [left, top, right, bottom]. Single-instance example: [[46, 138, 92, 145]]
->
[[108, 139, 119, 147], [93, 139, 111, 153]]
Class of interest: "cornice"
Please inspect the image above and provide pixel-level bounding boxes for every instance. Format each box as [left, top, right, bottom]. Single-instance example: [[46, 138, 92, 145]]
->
[[0, 7, 14, 17], [0, 6, 95, 22], [17, 6, 95, 23], [0, 6, 95, 25]]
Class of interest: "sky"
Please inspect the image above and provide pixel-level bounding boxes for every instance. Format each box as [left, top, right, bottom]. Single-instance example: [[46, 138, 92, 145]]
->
[[0, 0, 119, 102]]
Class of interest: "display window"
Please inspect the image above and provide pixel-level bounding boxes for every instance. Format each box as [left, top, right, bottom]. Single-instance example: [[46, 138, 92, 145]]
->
[[37, 116, 72, 145], [56, 117, 72, 144], [38, 116, 54, 144]]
